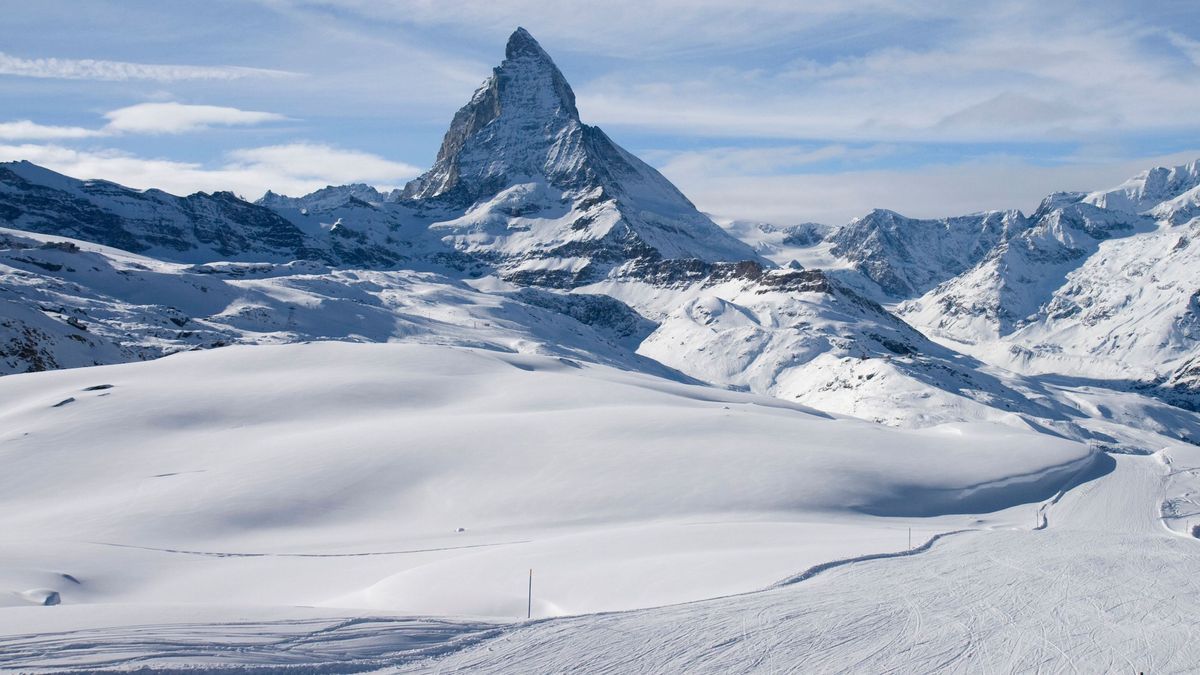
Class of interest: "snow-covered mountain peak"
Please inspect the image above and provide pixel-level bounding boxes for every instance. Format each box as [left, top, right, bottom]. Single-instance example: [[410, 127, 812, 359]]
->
[[828, 207, 1029, 299], [391, 27, 759, 282], [1083, 158, 1200, 215], [258, 183, 387, 211]]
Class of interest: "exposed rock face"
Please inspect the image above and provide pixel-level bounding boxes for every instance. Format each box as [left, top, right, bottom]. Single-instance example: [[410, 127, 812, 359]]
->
[[1153, 355, 1200, 412], [401, 28, 582, 203]]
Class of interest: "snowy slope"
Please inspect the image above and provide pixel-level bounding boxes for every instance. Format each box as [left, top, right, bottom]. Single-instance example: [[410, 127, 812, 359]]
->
[[406, 450, 1200, 674], [900, 193, 1196, 391], [8, 449, 1200, 673], [587, 267, 1040, 427], [0, 342, 1093, 623], [0, 227, 665, 377], [4, 346, 1199, 671]]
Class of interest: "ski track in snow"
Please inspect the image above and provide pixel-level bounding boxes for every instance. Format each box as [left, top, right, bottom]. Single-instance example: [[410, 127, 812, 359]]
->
[[4, 451, 1199, 672], [85, 540, 532, 559]]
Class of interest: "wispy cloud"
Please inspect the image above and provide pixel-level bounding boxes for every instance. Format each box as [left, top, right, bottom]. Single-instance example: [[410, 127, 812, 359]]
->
[[260, 0, 933, 57], [0, 121, 103, 141], [103, 103, 288, 134], [0, 51, 297, 82], [0, 142, 421, 199], [0, 103, 289, 140], [225, 143, 423, 190], [658, 149, 1200, 225], [579, 16, 1200, 143], [645, 144, 896, 176]]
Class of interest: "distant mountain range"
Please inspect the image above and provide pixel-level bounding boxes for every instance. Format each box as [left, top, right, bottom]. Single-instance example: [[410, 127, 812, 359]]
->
[[1, 27, 1197, 447]]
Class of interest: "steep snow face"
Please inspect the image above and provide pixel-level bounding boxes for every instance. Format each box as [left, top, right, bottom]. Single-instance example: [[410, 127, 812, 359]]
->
[[893, 166, 1200, 391], [1083, 159, 1200, 215], [899, 197, 1199, 385], [1006, 217, 1200, 378], [1150, 184, 1200, 226], [397, 28, 759, 282], [828, 209, 1029, 299]]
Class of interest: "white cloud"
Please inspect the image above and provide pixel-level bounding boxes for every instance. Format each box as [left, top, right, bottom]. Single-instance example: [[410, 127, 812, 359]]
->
[[298, 0, 1185, 143], [0, 103, 289, 141], [227, 2, 1200, 144], [0, 120, 103, 141], [261, 0, 935, 57], [225, 143, 423, 189], [103, 103, 288, 134], [1164, 31, 1200, 68], [643, 144, 895, 177], [0, 143, 422, 199], [657, 149, 1200, 225], [0, 51, 296, 81], [578, 16, 1200, 143]]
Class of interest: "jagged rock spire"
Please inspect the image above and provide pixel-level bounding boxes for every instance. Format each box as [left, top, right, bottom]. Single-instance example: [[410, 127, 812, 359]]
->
[[401, 27, 582, 201], [398, 27, 761, 274]]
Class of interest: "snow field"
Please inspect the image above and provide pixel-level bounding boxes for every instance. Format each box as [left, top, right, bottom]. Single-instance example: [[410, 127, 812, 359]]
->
[[0, 342, 1091, 622]]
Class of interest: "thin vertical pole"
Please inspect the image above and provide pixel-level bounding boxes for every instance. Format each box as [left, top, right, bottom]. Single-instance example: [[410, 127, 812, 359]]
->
[[908, 527, 911, 551], [527, 568, 533, 619]]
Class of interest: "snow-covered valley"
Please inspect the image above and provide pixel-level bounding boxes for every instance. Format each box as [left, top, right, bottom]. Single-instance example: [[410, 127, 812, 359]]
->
[[2, 24, 1200, 674]]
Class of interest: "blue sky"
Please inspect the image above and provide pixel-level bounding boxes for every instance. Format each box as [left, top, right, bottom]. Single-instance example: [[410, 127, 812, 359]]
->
[[3, 0, 1200, 224]]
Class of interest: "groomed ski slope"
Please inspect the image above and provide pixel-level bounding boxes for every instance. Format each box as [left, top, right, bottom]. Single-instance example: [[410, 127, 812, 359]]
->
[[418, 451, 1200, 673], [3, 447, 1196, 672]]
